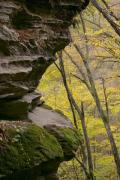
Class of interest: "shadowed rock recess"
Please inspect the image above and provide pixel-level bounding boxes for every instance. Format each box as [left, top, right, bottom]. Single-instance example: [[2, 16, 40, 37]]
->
[[0, 0, 89, 179]]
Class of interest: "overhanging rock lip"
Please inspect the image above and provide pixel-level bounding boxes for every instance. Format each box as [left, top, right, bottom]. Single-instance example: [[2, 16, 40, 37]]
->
[[28, 106, 73, 128]]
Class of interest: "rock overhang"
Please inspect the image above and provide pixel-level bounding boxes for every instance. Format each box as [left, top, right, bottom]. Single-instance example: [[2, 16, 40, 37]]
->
[[0, 0, 89, 179], [0, 0, 89, 120]]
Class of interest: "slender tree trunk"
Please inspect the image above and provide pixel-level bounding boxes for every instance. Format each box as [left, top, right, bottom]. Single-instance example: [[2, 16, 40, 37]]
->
[[75, 44, 120, 177], [104, 120, 120, 177], [57, 52, 95, 180], [54, 61, 78, 129], [80, 102, 94, 180], [91, 0, 120, 36], [101, 0, 119, 21]]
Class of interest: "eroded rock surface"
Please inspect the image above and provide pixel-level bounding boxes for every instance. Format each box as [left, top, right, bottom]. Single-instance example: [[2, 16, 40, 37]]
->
[[0, 0, 89, 179], [29, 106, 73, 128], [0, 121, 82, 180], [0, 0, 89, 120]]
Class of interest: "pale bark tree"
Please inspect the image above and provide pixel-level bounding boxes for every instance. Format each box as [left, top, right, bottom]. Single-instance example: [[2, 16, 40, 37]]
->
[[55, 52, 95, 180], [91, 0, 120, 36], [64, 13, 120, 177]]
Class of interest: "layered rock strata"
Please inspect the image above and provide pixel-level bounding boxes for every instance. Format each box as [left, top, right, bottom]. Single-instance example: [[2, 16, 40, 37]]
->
[[0, 0, 89, 119], [0, 0, 89, 179]]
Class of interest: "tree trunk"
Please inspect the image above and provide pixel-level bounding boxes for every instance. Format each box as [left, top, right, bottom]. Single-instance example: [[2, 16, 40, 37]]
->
[[104, 120, 120, 177], [91, 0, 120, 36], [58, 53, 95, 180], [80, 102, 94, 180], [75, 44, 120, 177]]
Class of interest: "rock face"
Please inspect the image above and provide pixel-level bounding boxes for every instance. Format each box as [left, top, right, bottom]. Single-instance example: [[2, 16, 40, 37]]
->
[[0, 0, 89, 179], [0, 121, 82, 180], [0, 0, 89, 120]]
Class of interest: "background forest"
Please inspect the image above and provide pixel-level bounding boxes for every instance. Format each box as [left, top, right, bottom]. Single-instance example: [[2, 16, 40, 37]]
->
[[38, 0, 120, 179]]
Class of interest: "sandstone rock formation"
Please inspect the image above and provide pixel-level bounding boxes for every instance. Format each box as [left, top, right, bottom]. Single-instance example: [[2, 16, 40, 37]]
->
[[0, 0, 89, 179]]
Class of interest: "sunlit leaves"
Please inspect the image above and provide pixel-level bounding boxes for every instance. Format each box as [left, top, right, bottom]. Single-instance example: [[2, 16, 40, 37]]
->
[[38, 0, 120, 179]]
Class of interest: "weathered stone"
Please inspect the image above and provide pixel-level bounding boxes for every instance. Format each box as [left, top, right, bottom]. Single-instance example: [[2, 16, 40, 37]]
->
[[0, 121, 82, 180], [0, 123, 63, 179], [29, 106, 73, 128], [0, 0, 89, 179], [0, 0, 89, 119]]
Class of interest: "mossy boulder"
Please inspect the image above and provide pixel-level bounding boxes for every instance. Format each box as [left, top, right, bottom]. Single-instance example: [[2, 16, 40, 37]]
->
[[0, 121, 82, 179], [0, 121, 82, 180], [0, 123, 63, 179], [44, 125, 82, 160]]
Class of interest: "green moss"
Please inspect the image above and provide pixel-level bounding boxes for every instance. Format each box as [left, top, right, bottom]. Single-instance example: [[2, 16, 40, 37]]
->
[[45, 126, 82, 159], [0, 124, 63, 176], [0, 123, 82, 177], [59, 128, 82, 146]]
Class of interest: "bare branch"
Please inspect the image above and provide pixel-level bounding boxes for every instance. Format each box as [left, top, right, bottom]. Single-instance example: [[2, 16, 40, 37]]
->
[[91, 0, 120, 36]]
